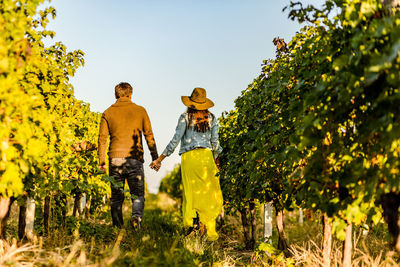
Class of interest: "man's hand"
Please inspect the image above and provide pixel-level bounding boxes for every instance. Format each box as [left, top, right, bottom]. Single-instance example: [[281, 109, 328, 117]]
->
[[150, 159, 161, 172], [98, 164, 107, 173], [150, 154, 166, 172]]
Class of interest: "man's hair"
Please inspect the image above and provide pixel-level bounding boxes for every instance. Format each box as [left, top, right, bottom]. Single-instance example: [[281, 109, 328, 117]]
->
[[115, 82, 133, 98]]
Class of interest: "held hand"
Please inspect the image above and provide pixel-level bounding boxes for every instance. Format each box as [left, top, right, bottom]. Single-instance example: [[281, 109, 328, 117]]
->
[[150, 159, 161, 172], [150, 154, 166, 172]]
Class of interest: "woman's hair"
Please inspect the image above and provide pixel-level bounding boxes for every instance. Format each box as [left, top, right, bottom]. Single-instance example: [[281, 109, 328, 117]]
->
[[187, 108, 214, 132]]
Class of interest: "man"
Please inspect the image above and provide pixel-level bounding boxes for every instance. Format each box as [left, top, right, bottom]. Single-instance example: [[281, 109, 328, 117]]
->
[[98, 82, 158, 228]]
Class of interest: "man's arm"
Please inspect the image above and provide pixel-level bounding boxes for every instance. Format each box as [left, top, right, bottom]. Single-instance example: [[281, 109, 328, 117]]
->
[[142, 109, 159, 161], [98, 113, 109, 169]]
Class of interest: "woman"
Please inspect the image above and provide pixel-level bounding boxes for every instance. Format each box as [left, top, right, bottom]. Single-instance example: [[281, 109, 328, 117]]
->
[[150, 87, 223, 241]]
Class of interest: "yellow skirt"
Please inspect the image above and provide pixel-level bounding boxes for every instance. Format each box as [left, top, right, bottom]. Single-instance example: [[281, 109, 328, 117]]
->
[[181, 148, 223, 240]]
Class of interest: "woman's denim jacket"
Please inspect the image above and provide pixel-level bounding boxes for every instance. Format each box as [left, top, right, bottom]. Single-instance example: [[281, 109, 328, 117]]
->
[[162, 112, 223, 158]]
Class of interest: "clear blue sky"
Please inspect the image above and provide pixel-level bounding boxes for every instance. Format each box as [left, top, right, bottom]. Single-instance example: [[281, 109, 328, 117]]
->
[[45, 0, 325, 193]]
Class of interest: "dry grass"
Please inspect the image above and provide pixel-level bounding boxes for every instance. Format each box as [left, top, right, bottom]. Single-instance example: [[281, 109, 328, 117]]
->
[[1, 196, 399, 266], [0, 231, 128, 267], [284, 218, 399, 267], [288, 239, 399, 267], [0, 239, 38, 267]]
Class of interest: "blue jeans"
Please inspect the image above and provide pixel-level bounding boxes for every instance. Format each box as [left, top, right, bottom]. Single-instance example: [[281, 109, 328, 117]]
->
[[109, 157, 145, 228]]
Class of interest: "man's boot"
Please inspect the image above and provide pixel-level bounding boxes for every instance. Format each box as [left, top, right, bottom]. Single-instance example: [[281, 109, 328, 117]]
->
[[130, 216, 141, 230]]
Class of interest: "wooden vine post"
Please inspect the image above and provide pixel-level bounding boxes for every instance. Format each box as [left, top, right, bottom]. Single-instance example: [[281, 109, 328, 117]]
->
[[298, 208, 304, 225], [18, 197, 36, 240], [79, 193, 87, 215], [322, 214, 332, 267], [263, 202, 273, 244], [73, 193, 87, 217], [25, 198, 36, 240], [0, 197, 14, 238], [342, 222, 353, 267]]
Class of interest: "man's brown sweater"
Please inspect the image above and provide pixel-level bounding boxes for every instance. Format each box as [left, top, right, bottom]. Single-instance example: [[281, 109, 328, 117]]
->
[[98, 97, 158, 166]]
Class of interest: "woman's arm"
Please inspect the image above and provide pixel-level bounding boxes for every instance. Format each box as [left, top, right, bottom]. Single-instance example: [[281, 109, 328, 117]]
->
[[150, 114, 187, 171], [161, 114, 187, 157]]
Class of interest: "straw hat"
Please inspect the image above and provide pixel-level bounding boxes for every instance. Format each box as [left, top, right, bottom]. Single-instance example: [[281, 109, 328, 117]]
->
[[181, 87, 214, 110]]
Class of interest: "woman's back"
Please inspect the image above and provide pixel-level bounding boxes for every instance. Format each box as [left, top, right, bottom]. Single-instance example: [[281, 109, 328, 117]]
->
[[151, 87, 223, 241], [162, 109, 222, 158]]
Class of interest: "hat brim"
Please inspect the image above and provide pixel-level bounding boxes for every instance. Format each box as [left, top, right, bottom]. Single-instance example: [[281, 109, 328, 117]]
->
[[181, 96, 214, 110]]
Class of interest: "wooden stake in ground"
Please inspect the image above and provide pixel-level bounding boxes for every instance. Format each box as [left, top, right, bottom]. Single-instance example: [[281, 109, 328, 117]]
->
[[263, 202, 273, 244], [342, 222, 352, 267], [25, 197, 36, 240], [79, 193, 86, 215], [322, 213, 332, 267], [0, 197, 14, 238], [299, 208, 304, 224], [73, 193, 87, 217]]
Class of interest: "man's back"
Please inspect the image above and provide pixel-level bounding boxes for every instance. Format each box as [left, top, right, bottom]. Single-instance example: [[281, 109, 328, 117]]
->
[[98, 82, 158, 229], [98, 96, 158, 165]]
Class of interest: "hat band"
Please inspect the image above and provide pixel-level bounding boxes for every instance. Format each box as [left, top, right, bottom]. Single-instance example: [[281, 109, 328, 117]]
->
[[189, 97, 206, 104]]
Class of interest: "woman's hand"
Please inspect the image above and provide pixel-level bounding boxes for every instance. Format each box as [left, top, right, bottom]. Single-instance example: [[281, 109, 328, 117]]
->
[[150, 155, 166, 172], [215, 156, 220, 169], [150, 159, 161, 171]]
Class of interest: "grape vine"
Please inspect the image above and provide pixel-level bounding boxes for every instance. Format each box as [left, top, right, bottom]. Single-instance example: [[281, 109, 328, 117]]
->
[[0, 0, 108, 235], [219, 0, 400, 260]]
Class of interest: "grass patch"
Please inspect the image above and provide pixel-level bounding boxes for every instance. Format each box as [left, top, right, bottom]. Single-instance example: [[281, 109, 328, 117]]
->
[[2, 194, 398, 266]]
